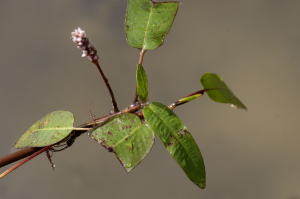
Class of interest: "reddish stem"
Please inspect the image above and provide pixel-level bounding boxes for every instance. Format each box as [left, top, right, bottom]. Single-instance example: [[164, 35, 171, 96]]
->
[[139, 50, 145, 65], [93, 60, 119, 113], [0, 145, 53, 179], [83, 103, 142, 127], [0, 103, 142, 170], [0, 147, 41, 168]]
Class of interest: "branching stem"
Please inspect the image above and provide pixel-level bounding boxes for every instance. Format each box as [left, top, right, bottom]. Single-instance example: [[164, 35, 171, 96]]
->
[[0, 145, 53, 179], [0, 148, 41, 168], [0, 103, 142, 171], [0, 88, 220, 171]]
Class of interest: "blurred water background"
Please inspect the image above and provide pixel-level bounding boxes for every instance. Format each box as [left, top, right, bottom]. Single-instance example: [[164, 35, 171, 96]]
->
[[0, 1, 300, 198]]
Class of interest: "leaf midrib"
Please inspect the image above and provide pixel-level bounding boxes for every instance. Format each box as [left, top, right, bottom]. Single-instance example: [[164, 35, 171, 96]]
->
[[113, 123, 142, 148], [149, 106, 198, 168], [29, 127, 77, 132], [142, 2, 154, 50]]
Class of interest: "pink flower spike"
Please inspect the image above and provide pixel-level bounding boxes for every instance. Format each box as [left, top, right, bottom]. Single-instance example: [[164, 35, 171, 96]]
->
[[71, 27, 99, 62]]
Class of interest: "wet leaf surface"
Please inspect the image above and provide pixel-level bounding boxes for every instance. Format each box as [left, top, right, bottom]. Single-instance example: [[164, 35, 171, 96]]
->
[[143, 102, 206, 189], [15, 111, 75, 149], [89, 113, 155, 173], [125, 0, 179, 50], [200, 73, 247, 109]]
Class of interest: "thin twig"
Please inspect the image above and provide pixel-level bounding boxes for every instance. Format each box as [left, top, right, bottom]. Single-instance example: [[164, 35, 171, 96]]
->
[[93, 61, 119, 113], [0, 147, 41, 168], [71, 28, 119, 113], [0, 103, 142, 170], [0, 145, 53, 179], [139, 49, 145, 65], [83, 103, 142, 128]]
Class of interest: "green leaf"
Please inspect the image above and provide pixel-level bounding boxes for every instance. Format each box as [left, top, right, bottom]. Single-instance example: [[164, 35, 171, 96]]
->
[[200, 73, 247, 110], [15, 111, 75, 149], [136, 64, 149, 103], [89, 113, 155, 173], [125, 0, 179, 50], [143, 102, 206, 189]]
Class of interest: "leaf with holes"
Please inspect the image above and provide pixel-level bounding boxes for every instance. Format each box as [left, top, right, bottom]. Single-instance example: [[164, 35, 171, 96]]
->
[[89, 113, 155, 173], [200, 73, 247, 110], [137, 64, 149, 103], [143, 102, 206, 189], [15, 111, 76, 149], [125, 0, 179, 51]]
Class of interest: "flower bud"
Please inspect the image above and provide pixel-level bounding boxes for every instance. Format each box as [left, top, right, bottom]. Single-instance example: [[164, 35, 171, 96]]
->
[[71, 27, 99, 62]]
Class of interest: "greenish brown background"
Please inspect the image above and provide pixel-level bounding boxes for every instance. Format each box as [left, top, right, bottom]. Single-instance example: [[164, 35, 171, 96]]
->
[[1, 0, 300, 198]]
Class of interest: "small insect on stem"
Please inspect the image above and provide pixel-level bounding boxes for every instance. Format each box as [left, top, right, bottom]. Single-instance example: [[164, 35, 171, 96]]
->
[[45, 150, 55, 171]]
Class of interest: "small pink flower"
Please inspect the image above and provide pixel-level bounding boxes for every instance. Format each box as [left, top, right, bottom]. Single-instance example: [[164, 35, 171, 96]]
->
[[71, 27, 99, 62]]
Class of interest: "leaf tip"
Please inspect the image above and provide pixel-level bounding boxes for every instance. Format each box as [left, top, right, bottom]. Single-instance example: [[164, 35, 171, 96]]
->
[[198, 181, 206, 189], [231, 104, 247, 111]]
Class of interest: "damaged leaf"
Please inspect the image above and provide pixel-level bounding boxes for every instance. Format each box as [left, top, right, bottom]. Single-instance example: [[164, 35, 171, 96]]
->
[[15, 111, 75, 149], [125, 0, 179, 50], [143, 102, 206, 189], [89, 113, 155, 173]]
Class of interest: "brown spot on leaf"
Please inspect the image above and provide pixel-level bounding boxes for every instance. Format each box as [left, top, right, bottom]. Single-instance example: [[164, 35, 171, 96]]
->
[[107, 147, 113, 152], [128, 147, 132, 152], [44, 120, 50, 126]]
